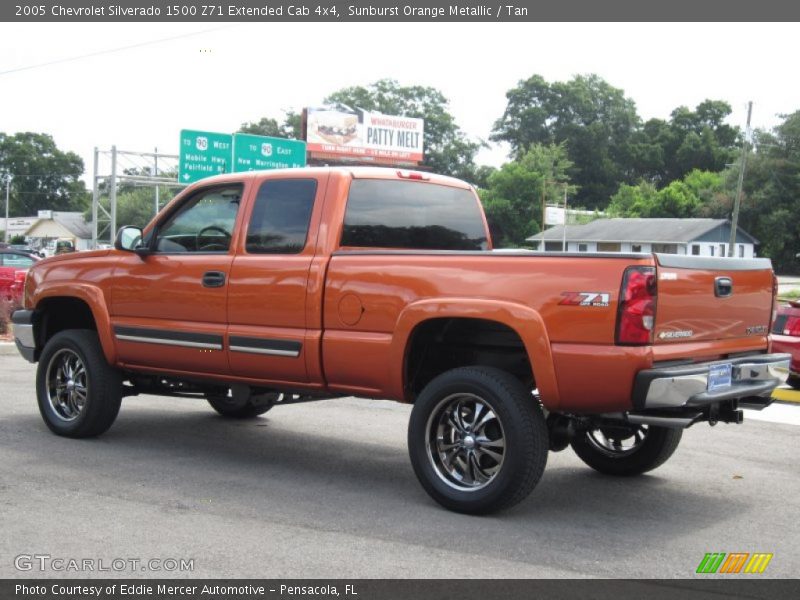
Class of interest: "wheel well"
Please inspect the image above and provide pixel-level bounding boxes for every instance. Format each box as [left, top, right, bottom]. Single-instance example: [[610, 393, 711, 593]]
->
[[35, 297, 97, 353], [405, 318, 534, 400]]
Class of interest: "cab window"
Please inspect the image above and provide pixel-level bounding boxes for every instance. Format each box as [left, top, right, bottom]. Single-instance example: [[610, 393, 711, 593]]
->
[[155, 185, 242, 253]]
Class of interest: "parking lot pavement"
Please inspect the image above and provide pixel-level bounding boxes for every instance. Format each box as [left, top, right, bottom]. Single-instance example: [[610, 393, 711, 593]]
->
[[1, 351, 799, 579]]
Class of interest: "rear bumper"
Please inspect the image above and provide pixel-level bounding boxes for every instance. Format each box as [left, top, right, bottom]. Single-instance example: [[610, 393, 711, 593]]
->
[[11, 309, 36, 363], [632, 353, 791, 410]]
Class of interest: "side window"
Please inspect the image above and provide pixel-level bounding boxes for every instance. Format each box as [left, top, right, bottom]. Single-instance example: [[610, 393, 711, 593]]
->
[[155, 185, 242, 253], [341, 180, 487, 250], [246, 179, 317, 254]]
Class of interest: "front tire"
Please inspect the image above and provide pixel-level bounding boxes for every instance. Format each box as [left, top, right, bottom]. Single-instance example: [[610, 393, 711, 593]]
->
[[570, 423, 682, 476], [36, 329, 122, 438], [408, 367, 548, 514]]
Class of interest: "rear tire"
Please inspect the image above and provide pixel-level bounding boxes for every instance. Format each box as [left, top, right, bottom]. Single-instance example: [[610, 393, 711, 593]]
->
[[570, 423, 682, 476], [36, 329, 122, 438], [207, 391, 277, 418], [408, 366, 548, 514], [787, 375, 800, 390]]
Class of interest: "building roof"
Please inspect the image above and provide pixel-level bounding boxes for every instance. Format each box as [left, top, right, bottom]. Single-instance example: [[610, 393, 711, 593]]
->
[[23, 212, 92, 240], [528, 218, 758, 245]]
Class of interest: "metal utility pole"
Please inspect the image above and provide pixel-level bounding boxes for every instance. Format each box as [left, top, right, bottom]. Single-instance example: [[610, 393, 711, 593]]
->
[[110, 145, 118, 240], [154, 146, 160, 216], [729, 101, 753, 258], [4, 174, 10, 244]]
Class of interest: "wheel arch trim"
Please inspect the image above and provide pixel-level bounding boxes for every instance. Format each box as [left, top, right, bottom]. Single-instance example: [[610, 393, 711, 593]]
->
[[34, 285, 117, 365], [389, 298, 560, 408]]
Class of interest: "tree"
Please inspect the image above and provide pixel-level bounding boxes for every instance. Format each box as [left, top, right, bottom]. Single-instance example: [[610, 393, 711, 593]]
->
[[630, 101, 739, 186], [608, 170, 723, 218], [491, 74, 639, 209], [479, 143, 575, 247], [239, 111, 302, 139], [324, 79, 482, 182], [0, 132, 89, 216], [730, 111, 800, 272]]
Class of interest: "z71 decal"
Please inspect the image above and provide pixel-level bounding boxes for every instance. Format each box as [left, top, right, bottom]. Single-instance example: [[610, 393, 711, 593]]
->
[[559, 292, 611, 307]]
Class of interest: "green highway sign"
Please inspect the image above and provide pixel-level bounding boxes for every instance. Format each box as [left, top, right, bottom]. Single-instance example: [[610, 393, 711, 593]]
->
[[233, 133, 307, 172], [179, 129, 233, 183]]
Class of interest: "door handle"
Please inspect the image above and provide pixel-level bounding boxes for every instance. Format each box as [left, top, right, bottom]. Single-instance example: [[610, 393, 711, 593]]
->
[[202, 271, 226, 288]]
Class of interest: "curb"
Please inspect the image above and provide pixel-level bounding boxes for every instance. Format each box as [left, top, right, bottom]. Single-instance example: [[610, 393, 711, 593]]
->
[[771, 388, 800, 404], [0, 342, 18, 356]]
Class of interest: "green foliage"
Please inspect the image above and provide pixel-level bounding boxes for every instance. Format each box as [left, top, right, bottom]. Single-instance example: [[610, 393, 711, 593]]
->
[[0, 132, 89, 216], [732, 111, 800, 272], [9, 234, 26, 245], [325, 79, 482, 182], [239, 111, 302, 139], [491, 74, 639, 209], [631, 100, 738, 185], [479, 143, 574, 247], [608, 170, 723, 218]]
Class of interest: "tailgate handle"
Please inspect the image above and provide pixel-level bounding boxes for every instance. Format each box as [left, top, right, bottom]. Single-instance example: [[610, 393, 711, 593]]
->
[[715, 276, 733, 298]]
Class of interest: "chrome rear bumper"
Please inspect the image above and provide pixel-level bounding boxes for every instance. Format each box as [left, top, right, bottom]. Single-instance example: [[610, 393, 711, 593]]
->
[[632, 353, 791, 410]]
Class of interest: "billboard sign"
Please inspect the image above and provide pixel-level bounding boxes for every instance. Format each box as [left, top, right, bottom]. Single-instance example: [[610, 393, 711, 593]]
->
[[306, 108, 424, 164], [232, 133, 307, 172]]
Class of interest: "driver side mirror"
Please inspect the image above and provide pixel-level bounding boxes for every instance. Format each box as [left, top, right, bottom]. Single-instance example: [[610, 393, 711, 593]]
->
[[114, 226, 149, 257]]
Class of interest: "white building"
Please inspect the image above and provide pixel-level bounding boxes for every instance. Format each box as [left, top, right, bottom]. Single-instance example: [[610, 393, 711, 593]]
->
[[528, 218, 757, 258]]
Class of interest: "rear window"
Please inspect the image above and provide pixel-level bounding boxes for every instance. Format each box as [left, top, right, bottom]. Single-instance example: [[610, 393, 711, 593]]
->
[[341, 180, 488, 251]]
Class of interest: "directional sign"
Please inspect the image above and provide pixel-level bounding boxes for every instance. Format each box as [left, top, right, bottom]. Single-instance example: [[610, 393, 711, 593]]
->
[[179, 129, 233, 183], [232, 133, 306, 172]]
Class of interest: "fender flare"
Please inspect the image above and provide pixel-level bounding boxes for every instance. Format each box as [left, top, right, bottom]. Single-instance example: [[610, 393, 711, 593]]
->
[[34, 284, 117, 365], [388, 298, 561, 409]]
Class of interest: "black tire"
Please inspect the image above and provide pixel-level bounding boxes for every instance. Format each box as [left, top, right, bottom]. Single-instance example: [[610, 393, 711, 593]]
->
[[570, 423, 682, 476], [36, 329, 122, 438], [787, 375, 800, 390], [206, 391, 277, 419], [408, 366, 548, 514]]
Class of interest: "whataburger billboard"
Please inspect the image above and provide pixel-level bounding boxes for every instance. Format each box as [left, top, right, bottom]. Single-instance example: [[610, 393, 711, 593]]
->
[[305, 108, 424, 164]]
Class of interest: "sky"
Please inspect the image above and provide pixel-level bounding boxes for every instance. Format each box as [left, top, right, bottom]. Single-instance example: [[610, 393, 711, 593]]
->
[[1, 22, 798, 183]]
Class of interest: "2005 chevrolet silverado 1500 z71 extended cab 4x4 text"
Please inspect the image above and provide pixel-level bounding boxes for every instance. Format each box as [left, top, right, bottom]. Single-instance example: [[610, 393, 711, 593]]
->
[[12, 167, 790, 514]]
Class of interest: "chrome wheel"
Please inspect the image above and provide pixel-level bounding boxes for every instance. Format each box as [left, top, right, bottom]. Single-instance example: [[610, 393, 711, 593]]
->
[[425, 393, 506, 491], [45, 348, 88, 421], [586, 424, 649, 458]]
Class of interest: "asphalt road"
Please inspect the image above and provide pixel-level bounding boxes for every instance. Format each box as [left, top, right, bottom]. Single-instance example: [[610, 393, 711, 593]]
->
[[1, 349, 799, 579]]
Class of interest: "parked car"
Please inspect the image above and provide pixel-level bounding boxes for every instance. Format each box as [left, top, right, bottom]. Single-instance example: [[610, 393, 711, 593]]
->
[[771, 300, 800, 388], [0, 249, 40, 306], [8, 244, 45, 258]]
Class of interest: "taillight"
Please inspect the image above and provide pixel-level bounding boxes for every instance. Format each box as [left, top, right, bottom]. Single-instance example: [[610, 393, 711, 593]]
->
[[616, 266, 657, 345], [782, 316, 800, 337]]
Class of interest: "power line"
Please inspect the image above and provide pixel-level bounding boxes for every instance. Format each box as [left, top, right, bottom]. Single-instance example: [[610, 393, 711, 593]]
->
[[0, 25, 235, 76]]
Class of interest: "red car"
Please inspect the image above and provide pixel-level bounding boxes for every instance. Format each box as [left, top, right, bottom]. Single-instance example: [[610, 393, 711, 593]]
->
[[0, 249, 39, 307], [771, 300, 800, 388]]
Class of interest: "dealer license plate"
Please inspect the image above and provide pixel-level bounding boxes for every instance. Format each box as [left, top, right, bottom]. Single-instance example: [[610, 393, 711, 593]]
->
[[708, 363, 732, 391]]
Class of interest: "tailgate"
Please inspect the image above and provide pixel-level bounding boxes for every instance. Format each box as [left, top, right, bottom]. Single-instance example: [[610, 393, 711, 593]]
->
[[654, 254, 774, 344]]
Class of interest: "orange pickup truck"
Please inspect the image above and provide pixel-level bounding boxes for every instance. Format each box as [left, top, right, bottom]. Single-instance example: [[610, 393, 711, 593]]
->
[[12, 167, 790, 513]]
